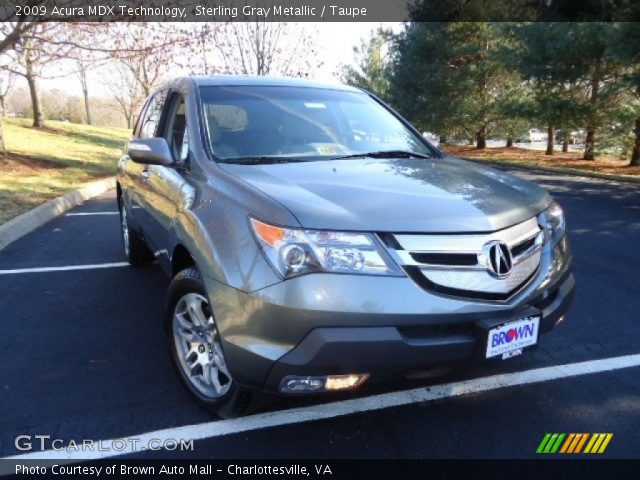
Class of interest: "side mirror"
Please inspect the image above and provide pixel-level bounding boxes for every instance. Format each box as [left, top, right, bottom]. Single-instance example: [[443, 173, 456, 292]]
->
[[128, 138, 174, 166]]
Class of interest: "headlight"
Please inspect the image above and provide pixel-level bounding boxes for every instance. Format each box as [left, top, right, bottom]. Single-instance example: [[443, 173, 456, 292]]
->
[[250, 218, 402, 279], [538, 201, 565, 244]]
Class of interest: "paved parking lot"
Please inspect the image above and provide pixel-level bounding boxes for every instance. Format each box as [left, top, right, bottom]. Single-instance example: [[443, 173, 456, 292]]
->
[[1, 168, 640, 459]]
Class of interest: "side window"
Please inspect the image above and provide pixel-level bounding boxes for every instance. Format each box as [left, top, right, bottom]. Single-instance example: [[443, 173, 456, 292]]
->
[[163, 94, 189, 162], [139, 90, 168, 139]]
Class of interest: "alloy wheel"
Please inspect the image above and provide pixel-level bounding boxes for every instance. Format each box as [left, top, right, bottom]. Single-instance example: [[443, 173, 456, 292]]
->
[[172, 293, 232, 398]]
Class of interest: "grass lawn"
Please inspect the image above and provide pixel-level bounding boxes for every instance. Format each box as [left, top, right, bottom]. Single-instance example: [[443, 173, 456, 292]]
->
[[0, 118, 130, 224], [442, 145, 640, 177]]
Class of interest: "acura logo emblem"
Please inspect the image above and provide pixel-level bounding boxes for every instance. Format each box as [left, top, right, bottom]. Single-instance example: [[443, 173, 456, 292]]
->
[[483, 241, 513, 277]]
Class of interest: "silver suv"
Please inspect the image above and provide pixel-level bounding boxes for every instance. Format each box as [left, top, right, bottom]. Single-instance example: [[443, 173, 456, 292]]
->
[[116, 76, 575, 417]]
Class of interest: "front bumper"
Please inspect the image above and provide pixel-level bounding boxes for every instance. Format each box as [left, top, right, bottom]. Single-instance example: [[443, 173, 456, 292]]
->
[[203, 237, 574, 393], [265, 271, 574, 391]]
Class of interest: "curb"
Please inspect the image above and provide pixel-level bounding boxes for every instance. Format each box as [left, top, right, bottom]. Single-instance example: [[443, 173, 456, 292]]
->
[[0, 176, 116, 251], [467, 158, 640, 185]]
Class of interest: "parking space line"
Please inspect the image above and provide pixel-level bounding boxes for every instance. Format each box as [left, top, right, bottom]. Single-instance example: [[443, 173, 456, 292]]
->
[[5, 353, 640, 461], [65, 212, 118, 216], [0, 263, 129, 275]]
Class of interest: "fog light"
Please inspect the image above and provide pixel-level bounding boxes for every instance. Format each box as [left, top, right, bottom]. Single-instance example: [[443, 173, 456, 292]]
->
[[279, 374, 369, 393], [325, 374, 369, 390]]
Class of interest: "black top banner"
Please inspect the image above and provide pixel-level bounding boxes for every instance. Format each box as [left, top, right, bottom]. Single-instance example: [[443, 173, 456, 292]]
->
[[1, 0, 639, 22]]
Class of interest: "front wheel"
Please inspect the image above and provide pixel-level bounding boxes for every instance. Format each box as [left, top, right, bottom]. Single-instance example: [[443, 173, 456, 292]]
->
[[166, 268, 254, 418]]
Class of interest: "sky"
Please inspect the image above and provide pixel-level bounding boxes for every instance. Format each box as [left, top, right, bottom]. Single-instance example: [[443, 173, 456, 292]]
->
[[20, 22, 403, 98]]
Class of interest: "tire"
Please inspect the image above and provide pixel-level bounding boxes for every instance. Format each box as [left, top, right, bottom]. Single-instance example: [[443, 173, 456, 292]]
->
[[118, 199, 155, 266], [166, 267, 254, 418]]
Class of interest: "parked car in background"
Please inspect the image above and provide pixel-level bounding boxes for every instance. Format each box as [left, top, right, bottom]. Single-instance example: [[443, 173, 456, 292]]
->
[[528, 129, 547, 142], [116, 76, 575, 417]]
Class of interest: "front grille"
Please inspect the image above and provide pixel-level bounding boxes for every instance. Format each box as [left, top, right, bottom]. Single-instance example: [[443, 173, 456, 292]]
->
[[384, 217, 543, 301]]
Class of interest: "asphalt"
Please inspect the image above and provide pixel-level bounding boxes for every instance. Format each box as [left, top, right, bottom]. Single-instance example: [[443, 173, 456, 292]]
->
[[1, 169, 639, 459]]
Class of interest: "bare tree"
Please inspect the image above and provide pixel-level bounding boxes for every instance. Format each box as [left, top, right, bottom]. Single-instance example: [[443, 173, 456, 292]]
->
[[0, 67, 14, 117], [108, 23, 192, 97], [65, 24, 112, 126], [1, 22, 77, 127], [0, 68, 13, 157], [76, 59, 93, 125], [0, 20, 38, 55], [207, 21, 322, 77], [104, 62, 145, 129]]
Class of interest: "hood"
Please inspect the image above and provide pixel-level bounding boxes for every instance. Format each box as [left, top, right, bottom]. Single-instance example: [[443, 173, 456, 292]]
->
[[219, 155, 551, 232]]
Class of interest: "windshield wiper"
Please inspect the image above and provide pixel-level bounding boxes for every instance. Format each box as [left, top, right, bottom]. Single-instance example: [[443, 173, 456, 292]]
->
[[332, 150, 432, 160], [218, 156, 300, 165]]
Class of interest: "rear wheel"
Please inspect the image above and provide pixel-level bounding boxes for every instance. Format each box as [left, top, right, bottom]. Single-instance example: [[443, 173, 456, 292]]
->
[[118, 200, 155, 266], [166, 268, 254, 418]]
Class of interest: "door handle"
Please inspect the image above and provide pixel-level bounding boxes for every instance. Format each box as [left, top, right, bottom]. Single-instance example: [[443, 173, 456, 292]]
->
[[141, 169, 149, 181]]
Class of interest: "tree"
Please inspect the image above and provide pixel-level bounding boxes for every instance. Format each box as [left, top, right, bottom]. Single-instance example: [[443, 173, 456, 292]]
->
[[101, 24, 194, 127], [107, 24, 193, 98], [0, 67, 14, 117], [0, 68, 12, 157], [339, 29, 393, 100], [390, 22, 521, 148], [568, 24, 628, 160], [204, 22, 322, 77], [609, 23, 640, 166], [67, 24, 110, 126], [1, 22, 76, 127], [509, 23, 589, 155], [104, 62, 145, 129]]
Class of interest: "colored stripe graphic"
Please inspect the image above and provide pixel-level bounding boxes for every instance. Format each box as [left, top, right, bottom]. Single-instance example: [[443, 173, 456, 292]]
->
[[537, 433, 612, 454], [559, 433, 575, 453], [536, 433, 552, 453], [537, 433, 565, 453], [573, 433, 589, 453], [550, 433, 565, 453], [597, 434, 613, 453], [584, 433, 613, 454]]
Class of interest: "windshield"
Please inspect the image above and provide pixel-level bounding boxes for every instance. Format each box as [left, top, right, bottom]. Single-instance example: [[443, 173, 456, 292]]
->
[[199, 86, 432, 162]]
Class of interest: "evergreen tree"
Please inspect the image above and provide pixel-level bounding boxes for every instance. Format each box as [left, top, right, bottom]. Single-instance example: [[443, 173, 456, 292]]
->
[[391, 23, 522, 149]]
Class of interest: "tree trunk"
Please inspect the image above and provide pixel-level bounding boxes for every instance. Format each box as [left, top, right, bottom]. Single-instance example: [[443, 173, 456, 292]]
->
[[583, 68, 600, 160], [476, 126, 486, 149], [79, 65, 92, 125], [0, 96, 5, 117], [25, 59, 43, 128], [546, 124, 554, 155], [631, 117, 640, 167], [561, 130, 569, 153], [584, 129, 596, 160], [0, 122, 5, 159], [506, 134, 513, 147]]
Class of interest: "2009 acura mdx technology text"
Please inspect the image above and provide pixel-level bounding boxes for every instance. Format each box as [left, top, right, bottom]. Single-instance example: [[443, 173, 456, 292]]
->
[[116, 76, 575, 417]]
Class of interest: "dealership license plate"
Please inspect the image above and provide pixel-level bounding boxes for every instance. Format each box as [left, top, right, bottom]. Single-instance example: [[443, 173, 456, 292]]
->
[[485, 315, 540, 359]]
